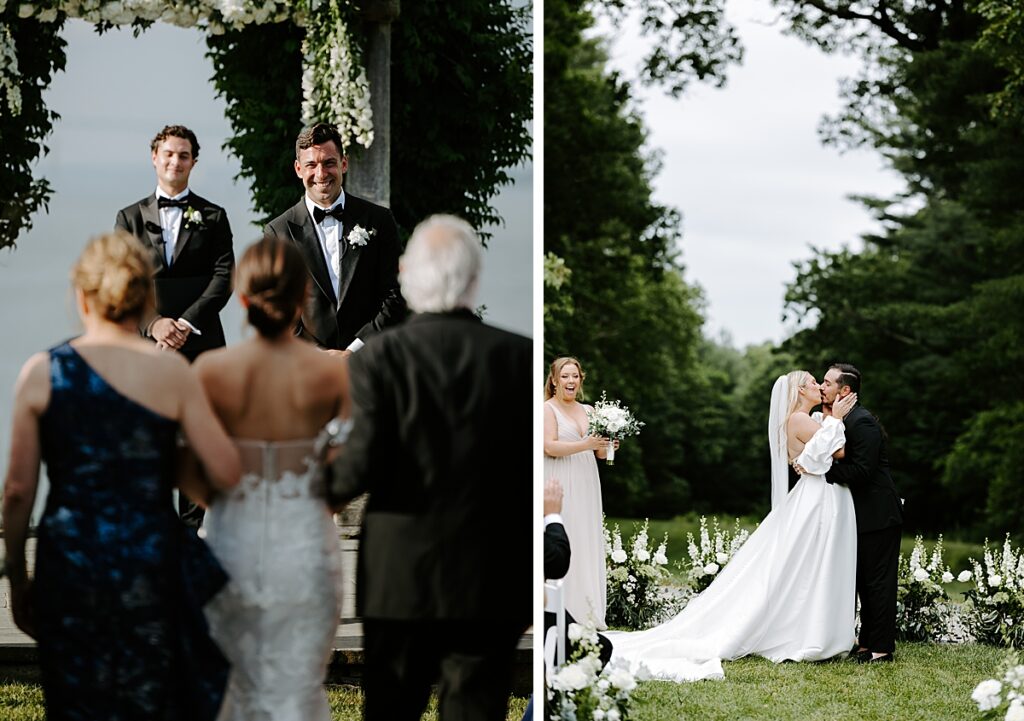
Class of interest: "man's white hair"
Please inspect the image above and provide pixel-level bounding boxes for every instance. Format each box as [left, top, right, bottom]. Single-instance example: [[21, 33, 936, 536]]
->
[[399, 214, 482, 313]]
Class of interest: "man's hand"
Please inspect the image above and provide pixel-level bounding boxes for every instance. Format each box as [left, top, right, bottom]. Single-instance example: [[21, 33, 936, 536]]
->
[[324, 349, 353, 360], [151, 317, 190, 350], [544, 478, 563, 516], [792, 462, 807, 476]]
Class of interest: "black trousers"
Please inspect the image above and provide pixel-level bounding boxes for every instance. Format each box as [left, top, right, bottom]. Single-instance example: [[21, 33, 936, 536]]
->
[[857, 524, 901, 654], [363, 619, 524, 721]]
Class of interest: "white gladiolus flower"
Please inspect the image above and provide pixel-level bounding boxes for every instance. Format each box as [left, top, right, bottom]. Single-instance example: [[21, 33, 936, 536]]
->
[[913, 568, 929, 583], [597, 678, 610, 691], [959, 570, 973, 583], [593, 711, 605, 721], [567, 623, 584, 642], [635, 549, 650, 562], [608, 667, 637, 692], [704, 563, 720, 575], [611, 549, 627, 564], [716, 552, 729, 565], [942, 571, 954, 584], [973, 679, 1003, 711], [606, 709, 621, 721], [654, 551, 668, 565], [990, 575, 1003, 588]]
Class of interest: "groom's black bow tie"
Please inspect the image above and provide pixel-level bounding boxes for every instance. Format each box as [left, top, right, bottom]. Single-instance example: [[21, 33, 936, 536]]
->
[[157, 196, 190, 209], [312, 205, 344, 224]]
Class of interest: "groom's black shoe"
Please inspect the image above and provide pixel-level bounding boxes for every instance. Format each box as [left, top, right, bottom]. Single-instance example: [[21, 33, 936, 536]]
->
[[848, 646, 869, 660], [858, 652, 894, 664]]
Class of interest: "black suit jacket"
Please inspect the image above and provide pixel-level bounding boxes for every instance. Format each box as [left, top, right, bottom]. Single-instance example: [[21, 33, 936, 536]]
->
[[826, 404, 904, 534], [115, 192, 234, 361], [263, 194, 405, 350], [330, 310, 532, 624], [545, 522, 571, 580]]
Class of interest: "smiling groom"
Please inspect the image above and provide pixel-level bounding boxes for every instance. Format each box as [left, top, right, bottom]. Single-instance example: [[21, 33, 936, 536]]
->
[[264, 122, 405, 356]]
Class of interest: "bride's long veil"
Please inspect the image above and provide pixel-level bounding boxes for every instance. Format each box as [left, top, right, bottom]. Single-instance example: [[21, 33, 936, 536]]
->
[[767, 375, 791, 512]]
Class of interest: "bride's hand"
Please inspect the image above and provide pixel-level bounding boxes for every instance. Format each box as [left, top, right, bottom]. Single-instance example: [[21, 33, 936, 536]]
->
[[583, 435, 608, 451], [832, 393, 858, 420]]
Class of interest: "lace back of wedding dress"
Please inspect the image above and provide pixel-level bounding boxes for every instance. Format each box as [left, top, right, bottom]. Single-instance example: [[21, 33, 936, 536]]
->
[[203, 439, 342, 721]]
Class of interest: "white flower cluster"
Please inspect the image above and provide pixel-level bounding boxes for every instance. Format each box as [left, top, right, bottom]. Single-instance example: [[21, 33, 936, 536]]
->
[[300, 0, 373, 150], [1, 23, 21, 116], [963, 535, 1024, 648], [684, 516, 750, 593], [896, 535, 956, 642], [3, 0, 376, 151], [971, 659, 1024, 721], [604, 519, 676, 629], [587, 391, 644, 440], [548, 623, 650, 721]]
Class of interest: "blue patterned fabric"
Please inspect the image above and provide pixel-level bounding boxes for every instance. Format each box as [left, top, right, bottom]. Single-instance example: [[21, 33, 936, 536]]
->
[[33, 341, 229, 721]]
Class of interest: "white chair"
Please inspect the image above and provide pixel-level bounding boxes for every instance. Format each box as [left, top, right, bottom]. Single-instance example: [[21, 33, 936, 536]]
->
[[543, 578, 566, 673]]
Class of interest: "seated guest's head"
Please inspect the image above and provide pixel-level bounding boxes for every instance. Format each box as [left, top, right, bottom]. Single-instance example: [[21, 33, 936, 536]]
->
[[399, 214, 482, 313], [236, 236, 309, 337], [71, 231, 154, 324]]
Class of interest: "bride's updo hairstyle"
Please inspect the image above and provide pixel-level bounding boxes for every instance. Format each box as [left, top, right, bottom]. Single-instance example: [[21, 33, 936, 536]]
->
[[235, 236, 308, 338], [71, 231, 154, 323], [784, 369, 814, 425], [545, 356, 585, 400]]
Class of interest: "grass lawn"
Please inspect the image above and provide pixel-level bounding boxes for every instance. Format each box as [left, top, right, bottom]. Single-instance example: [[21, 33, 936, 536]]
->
[[0, 682, 529, 720], [629, 642, 1005, 721]]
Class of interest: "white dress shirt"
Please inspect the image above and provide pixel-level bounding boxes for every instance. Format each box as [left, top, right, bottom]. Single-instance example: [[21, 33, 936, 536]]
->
[[154, 187, 200, 336]]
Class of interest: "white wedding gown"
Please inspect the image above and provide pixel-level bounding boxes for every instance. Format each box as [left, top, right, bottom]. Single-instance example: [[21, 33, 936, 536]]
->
[[204, 439, 343, 720], [607, 416, 857, 682]]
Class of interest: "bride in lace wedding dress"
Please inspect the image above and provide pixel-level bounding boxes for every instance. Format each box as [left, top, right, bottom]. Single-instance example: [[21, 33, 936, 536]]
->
[[607, 370, 859, 682], [186, 238, 350, 720]]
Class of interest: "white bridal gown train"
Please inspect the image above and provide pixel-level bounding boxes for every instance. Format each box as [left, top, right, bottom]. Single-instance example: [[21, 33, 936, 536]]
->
[[204, 439, 343, 720], [608, 416, 857, 682]]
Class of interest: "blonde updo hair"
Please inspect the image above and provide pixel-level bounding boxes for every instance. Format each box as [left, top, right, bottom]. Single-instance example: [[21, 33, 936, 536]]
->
[[783, 369, 814, 427], [71, 231, 154, 322], [545, 356, 585, 400], [235, 236, 309, 337]]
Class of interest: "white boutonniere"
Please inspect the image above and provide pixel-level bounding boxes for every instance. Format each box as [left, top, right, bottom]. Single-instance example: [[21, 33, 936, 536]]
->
[[347, 224, 375, 248], [183, 206, 205, 230]]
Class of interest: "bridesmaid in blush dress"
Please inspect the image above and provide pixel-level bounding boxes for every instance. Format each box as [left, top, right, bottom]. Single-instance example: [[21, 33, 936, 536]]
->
[[543, 356, 614, 630], [2, 231, 241, 721]]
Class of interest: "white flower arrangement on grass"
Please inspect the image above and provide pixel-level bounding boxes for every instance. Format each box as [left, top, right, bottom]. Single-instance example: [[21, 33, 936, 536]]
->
[[971, 654, 1024, 721], [586, 391, 644, 465], [547, 623, 649, 721], [896, 535, 955, 642], [680, 516, 750, 594], [963, 535, 1024, 649], [604, 519, 680, 630]]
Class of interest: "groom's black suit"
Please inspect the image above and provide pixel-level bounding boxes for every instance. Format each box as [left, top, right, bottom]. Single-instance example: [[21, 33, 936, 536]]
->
[[115, 192, 234, 362], [826, 403, 903, 654], [263, 194, 405, 350], [329, 310, 531, 721]]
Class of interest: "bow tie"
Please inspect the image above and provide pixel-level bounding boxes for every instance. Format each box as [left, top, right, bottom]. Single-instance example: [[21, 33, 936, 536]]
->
[[312, 205, 344, 224], [157, 196, 190, 209]]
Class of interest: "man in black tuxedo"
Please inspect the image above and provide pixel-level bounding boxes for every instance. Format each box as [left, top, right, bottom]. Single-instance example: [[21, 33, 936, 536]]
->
[[115, 125, 234, 363], [264, 123, 405, 356], [544, 478, 612, 669], [329, 215, 531, 721], [115, 124, 233, 528], [821, 363, 904, 663]]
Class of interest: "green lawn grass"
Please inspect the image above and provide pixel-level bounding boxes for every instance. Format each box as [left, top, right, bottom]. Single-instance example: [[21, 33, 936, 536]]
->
[[629, 642, 1005, 721], [0, 682, 529, 720]]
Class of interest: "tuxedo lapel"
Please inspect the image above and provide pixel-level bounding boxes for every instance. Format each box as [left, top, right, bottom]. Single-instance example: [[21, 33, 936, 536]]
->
[[139, 195, 168, 272], [287, 201, 338, 307], [336, 197, 365, 308]]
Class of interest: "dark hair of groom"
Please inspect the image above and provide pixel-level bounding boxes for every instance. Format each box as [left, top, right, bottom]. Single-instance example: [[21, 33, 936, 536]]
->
[[150, 124, 200, 160], [829, 362, 862, 394], [295, 122, 345, 158]]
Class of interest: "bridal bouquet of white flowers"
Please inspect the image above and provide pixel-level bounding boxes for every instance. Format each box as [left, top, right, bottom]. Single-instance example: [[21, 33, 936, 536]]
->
[[681, 516, 750, 594], [970, 653, 1024, 721], [963, 535, 1024, 648], [587, 392, 644, 465], [604, 519, 679, 630], [896, 535, 955, 642], [547, 623, 649, 721]]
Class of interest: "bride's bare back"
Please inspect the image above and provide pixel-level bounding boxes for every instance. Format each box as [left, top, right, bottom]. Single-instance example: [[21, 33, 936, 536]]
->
[[195, 336, 348, 441]]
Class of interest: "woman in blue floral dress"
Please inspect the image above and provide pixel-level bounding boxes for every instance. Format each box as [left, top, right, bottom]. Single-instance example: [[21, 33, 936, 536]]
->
[[2, 231, 241, 720]]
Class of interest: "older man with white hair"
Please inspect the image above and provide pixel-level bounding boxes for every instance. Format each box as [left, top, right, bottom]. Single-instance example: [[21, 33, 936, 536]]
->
[[329, 215, 532, 721]]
